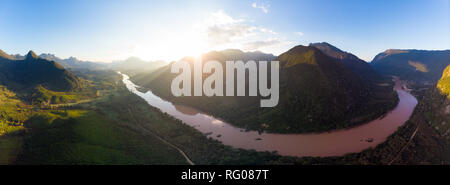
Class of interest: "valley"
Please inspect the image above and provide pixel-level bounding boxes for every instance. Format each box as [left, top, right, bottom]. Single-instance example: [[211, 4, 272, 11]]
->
[[123, 72, 417, 157], [0, 44, 448, 165], [131, 45, 399, 134], [1, 2, 450, 183]]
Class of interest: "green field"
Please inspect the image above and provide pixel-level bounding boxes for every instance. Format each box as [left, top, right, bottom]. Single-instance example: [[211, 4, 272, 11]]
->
[[17, 109, 188, 164], [1, 70, 189, 164], [0, 85, 26, 164]]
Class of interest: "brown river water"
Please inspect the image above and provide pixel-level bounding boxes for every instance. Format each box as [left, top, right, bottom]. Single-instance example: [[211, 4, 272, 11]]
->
[[122, 73, 418, 157]]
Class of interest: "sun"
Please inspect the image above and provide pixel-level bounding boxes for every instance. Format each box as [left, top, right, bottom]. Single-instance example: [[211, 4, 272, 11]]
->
[[130, 30, 208, 62]]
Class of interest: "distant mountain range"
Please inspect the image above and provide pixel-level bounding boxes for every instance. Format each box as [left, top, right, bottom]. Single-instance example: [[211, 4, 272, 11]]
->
[[2, 50, 168, 74], [0, 49, 17, 60], [371, 49, 450, 83], [38, 53, 105, 70], [132, 44, 398, 133], [1, 50, 105, 70], [0, 50, 82, 92], [108, 57, 167, 76], [212, 49, 276, 61]]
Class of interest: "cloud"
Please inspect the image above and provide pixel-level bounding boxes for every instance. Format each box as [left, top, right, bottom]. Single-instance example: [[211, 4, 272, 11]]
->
[[295, 32, 304, 36], [259, 28, 277, 35], [244, 38, 282, 50], [207, 10, 243, 25], [207, 24, 255, 46], [252, 2, 270, 14], [201, 10, 286, 52], [204, 10, 257, 47]]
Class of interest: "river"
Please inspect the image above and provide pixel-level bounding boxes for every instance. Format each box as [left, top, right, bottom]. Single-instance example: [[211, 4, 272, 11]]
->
[[121, 73, 418, 157]]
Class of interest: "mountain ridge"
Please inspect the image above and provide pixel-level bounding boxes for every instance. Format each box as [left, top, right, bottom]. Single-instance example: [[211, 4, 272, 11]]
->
[[0, 49, 82, 92], [310, 42, 383, 82]]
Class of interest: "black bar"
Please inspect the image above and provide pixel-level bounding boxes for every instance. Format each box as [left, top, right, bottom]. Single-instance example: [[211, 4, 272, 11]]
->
[[0, 165, 446, 184]]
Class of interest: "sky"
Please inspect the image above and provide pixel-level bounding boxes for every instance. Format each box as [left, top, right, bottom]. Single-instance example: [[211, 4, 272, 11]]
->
[[0, 0, 449, 62]]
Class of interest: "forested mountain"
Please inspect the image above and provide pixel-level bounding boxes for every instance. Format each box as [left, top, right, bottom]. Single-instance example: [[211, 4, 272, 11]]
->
[[0, 50, 81, 91], [371, 49, 450, 83], [310, 42, 382, 82], [131, 47, 397, 133]]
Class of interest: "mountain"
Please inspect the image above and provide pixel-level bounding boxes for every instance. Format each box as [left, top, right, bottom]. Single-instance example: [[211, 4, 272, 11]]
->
[[2, 52, 105, 70], [273, 45, 397, 132], [310, 42, 382, 82], [217, 49, 276, 61], [132, 47, 397, 133], [38, 53, 105, 70], [131, 49, 276, 93], [371, 49, 450, 83], [0, 50, 82, 91], [0, 49, 16, 60]]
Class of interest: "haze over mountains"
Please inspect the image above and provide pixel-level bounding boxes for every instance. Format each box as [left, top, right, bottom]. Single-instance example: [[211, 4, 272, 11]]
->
[[108, 57, 167, 76], [0, 49, 171, 78], [38, 53, 105, 70]]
